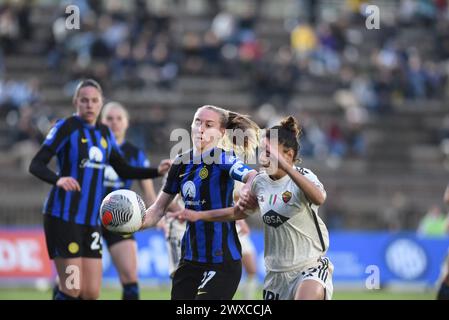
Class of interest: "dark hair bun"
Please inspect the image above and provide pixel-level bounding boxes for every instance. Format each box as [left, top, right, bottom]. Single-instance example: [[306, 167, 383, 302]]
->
[[280, 116, 300, 137]]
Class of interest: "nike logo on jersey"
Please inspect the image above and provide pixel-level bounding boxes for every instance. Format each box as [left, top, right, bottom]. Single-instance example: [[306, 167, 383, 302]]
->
[[179, 172, 190, 178], [197, 291, 207, 295], [81, 138, 88, 143]]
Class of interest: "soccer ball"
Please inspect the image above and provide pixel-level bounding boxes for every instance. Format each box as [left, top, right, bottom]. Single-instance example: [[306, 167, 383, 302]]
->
[[100, 189, 146, 234]]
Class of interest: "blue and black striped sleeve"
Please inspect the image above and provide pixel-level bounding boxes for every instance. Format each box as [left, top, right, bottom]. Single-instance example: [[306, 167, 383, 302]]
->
[[162, 156, 182, 195], [29, 119, 71, 185], [137, 149, 150, 168]]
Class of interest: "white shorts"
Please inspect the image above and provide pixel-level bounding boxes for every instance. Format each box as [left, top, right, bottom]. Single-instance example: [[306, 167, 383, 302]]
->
[[263, 256, 334, 300], [239, 233, 255, 256], [165, 217, 186, 277]]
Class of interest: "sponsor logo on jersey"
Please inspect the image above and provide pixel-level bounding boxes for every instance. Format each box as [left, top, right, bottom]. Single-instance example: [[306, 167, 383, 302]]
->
[[182, 181, 196, 199], [282, 191, 292, 203], [184, 199, 206, 206], [89, 146, 103, 162], [80, 146, 106, 169], [262, 210, 290, 228]]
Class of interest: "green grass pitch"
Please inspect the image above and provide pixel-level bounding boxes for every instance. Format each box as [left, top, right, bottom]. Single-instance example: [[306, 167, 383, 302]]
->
[[0, 287, 436, 300]]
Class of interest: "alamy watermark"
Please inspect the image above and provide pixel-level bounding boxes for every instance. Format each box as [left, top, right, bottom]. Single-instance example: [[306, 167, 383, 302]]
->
[[365, 265, 380, 289], [65, 5, 80, 30], [365, 4, 380, 30]]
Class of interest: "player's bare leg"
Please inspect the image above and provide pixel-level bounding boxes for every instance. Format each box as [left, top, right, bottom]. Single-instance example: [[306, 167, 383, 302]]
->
[[80, 258, 102, 300], [294, 279, 325, 300], [54, 258, 82, 299], [109, 240, 139, 299], [241, 252, 258, 299], [437, 254, 449, 300]]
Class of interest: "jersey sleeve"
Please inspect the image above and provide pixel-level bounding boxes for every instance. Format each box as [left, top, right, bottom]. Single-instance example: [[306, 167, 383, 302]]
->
[[107, 127, 124, 158], [295, 167, 327, 199], [219, 152, 254, 183], [250, 173, 263, 196], [137, 149, 150, 168], [162, 156, 182, 195], [42, 119, 70, 154]]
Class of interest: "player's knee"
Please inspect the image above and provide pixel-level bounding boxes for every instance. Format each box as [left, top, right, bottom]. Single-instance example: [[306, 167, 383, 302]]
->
[[80, 287, 100, 300], [119, 270, 138, 284], [295, 283, 325, 300]]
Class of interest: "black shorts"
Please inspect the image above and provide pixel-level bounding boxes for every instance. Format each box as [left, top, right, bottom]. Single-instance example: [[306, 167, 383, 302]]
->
[[171, 259, 242, 300], [44, 215, 102, 259], [101, 225, 135, 248]]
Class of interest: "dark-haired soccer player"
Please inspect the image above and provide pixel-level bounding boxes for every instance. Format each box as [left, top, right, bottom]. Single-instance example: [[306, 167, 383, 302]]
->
[[29, 79, 171, 300]]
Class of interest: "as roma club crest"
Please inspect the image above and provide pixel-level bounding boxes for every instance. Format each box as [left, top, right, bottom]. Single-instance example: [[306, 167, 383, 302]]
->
[[282, 191, 292, 203]]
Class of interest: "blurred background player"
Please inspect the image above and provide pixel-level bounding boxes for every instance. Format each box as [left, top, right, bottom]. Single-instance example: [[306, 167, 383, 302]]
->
[[101, 101, 157, 300], [436, 184, 449, 300], [236, 219, 258, 300], [29, 79, 170, 300], [173, 116, 333, 300], [233, 179, 259, 300], [141, 105, 260, 300], [157, 194, 186, 279]]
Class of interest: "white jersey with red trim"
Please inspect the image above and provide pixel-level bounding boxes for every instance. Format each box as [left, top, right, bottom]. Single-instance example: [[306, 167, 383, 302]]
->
[[251, 166, 329, 272]]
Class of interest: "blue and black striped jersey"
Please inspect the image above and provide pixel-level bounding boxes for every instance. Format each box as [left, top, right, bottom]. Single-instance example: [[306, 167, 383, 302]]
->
[[103, 141, 150, 195], [42, 115, 121, 226], [163, 147, 254, 264]]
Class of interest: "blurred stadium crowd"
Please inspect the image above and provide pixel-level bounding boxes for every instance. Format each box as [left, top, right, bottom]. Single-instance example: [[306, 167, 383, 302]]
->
[[0, 0, 449, 231]]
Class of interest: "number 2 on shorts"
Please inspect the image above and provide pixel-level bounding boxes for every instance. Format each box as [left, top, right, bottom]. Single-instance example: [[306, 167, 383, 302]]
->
[[90, 231, 101, 250]]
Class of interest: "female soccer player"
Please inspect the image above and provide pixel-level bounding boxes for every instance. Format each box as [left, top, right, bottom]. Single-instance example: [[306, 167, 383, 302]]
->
[[140, 105, 260, 300], [172, 116, 334, 300], [29, 79, 171, 300], [436, 184, 449, 300], [101, 101, 157, 300]]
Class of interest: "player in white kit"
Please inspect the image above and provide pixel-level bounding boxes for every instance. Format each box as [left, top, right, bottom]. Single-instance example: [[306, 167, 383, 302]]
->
[[172, 116, 333, 300]]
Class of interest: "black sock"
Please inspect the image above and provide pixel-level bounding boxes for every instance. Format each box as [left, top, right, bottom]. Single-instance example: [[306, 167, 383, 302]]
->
[[52, 284, 59, 300], [437, 282, 449, 300], [122, 282, 139, 300], [54, 290, 78, 300]]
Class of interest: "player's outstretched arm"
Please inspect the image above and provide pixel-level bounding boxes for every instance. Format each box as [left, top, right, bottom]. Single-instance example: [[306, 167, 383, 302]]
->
[[110, 148, 171, 179], [170, 204, 248, 223], [141, 191, 175, 229]]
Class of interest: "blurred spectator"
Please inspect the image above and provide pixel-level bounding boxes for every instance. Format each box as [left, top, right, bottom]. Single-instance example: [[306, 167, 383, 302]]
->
[[382, 191, 409, 231], [291, 21, 317, 60], [417, 205, 448, 236], [0, 4, 20, 54], [5, 104, 48, 172]]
